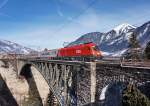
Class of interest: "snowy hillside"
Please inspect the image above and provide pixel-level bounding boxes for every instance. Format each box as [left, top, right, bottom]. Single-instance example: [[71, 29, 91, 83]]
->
[[0, 40, 34, 54], [113, 23, 136, 35], [99, 23, 136, 54], [135, 21, 150, 47], [68, 21, 150, 56], [68, 32, 104, 46]]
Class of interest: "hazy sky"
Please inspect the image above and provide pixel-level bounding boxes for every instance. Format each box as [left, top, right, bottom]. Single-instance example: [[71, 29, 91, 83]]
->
[[0, 0, 150, 50]]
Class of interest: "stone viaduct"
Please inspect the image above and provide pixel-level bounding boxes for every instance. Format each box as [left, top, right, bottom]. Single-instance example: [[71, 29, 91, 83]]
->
[[16, 59, 150, 106]]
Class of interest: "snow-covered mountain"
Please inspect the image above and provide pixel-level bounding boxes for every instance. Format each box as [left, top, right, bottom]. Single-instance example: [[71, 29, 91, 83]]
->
[[99, 23, 136, 54], [68, 21, 150, 56], [68, 32, 104, 46], [135, 21, 150, 47], [0, 40, 34, 54]]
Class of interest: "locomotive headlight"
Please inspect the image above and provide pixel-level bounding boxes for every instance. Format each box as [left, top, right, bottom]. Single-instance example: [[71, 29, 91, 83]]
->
[[97, 52, 100, 55]]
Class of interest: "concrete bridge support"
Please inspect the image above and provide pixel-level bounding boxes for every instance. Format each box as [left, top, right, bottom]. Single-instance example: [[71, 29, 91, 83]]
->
[[19, 64, 43, 106]]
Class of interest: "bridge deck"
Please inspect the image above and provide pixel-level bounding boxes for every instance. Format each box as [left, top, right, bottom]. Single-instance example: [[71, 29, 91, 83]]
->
[[1, 58, 150, 69]]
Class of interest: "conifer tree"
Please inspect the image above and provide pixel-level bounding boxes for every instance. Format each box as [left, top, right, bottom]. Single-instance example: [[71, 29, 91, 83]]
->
[[122, 84, 150, 106], [128, 32, 140, 49], [128, 32, 141, 60]]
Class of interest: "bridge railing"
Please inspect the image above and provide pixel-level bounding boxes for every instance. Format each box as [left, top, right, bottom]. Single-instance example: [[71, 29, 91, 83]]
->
[[121, 58, 150, 68]]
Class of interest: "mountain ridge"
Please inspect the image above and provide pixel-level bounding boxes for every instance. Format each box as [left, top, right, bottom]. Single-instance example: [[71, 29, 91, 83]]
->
[[0, 39, 34, 54], [68, 21, 150, 56]]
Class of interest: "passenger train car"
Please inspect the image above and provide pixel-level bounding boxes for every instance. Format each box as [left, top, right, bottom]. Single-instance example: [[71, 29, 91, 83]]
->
[[33, 42, 102, 61], [40, 49, 58, 59]]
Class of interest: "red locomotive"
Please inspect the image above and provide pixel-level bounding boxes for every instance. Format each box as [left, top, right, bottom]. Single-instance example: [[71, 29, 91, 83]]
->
[[39, 42, 102, 61]]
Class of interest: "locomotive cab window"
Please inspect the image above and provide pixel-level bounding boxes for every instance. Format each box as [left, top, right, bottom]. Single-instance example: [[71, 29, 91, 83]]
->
[[92, 46, 99, 51]]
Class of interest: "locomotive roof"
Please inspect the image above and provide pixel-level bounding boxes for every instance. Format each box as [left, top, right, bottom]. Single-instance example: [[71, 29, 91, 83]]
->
[[63, 42, 96, 49]]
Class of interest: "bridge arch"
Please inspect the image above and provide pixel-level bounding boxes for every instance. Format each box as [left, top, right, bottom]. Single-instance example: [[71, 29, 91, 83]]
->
[[19, 62, 61, 105], [20, 64, 32, 79], [99, 82, 127, 106], [17, 60, 78, 106]]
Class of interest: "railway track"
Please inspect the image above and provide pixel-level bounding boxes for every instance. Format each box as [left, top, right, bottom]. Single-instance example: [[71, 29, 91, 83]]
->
[[0, 54, 150, 69]]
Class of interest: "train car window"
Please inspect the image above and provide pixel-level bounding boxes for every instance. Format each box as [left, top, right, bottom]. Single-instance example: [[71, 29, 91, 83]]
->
[[93, 47, 96, 51]]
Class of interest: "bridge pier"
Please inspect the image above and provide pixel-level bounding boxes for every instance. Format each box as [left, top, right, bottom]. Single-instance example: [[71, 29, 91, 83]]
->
[[19, 64, 43, 106], [90, 62, 96, 103]]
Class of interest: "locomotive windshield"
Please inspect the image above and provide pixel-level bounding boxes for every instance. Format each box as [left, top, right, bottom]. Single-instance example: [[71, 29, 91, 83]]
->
[[93, 46, 100, 51]]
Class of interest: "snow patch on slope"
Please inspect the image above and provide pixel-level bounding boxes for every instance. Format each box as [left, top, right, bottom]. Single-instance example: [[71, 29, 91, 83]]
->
[[102, 49, 127, 57], [114, 23, 136, 35], [112, 49, 127, 57]]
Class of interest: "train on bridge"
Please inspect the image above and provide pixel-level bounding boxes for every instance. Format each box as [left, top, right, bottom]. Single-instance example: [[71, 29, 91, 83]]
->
[[28, 42, 102, 61]]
